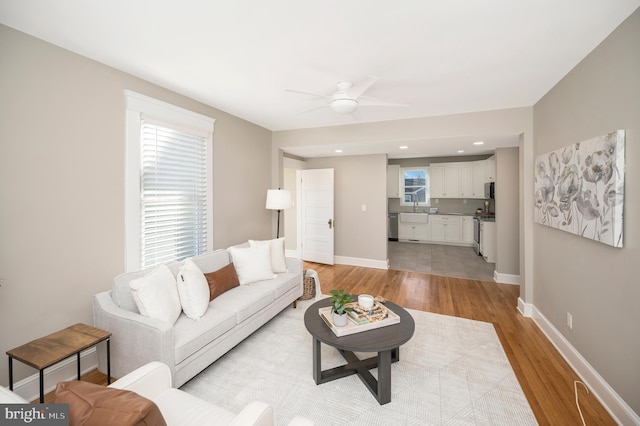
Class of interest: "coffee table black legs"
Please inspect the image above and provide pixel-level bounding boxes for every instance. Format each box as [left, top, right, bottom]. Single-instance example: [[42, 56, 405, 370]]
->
[[311, 336, 399, 405]]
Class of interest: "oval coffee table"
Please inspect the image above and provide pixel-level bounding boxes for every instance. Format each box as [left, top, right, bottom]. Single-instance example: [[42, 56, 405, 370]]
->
[[303, 297, 415, 405]]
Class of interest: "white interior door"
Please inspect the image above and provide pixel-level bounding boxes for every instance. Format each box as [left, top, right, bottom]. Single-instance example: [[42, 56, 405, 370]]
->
[[299, 168, 334, 264]]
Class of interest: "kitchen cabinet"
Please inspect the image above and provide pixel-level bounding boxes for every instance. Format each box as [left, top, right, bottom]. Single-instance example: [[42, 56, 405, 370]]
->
[[461, 216, 475, 243], [481, 221, 496, 263], [430, 160, 490, 199], [458, 164, 473, 198], [472, 161, 487, 197], [429, 215, 461, 242], [398, 222, 430, 241], [387, 165, 400, 198], [486, 155, 496, 182], [430, 164, 459, 198]]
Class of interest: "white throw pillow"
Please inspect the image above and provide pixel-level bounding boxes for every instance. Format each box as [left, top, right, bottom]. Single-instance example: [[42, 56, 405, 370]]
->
[[177, 258, 210, 320], [228, 244, 276, 285], [248, 237, 287, 273], [129, 264, 182, 325]]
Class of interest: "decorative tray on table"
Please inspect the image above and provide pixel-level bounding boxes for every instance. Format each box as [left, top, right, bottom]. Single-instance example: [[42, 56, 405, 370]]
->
[[318, 300, 400, 337]]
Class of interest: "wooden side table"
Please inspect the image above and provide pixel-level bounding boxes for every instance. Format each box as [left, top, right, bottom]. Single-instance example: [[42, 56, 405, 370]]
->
[[6, 323, 111, 402]]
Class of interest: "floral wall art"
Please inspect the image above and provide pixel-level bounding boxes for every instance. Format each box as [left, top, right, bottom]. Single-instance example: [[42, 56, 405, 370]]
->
[[534, 130, 625, 247]]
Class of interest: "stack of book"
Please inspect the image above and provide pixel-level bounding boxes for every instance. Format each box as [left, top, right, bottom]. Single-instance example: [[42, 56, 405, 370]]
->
[[347, 302, 388, 325]]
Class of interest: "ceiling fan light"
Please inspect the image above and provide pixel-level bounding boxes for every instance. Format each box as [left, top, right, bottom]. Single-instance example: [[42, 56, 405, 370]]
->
[[331, 98, 358, 114]]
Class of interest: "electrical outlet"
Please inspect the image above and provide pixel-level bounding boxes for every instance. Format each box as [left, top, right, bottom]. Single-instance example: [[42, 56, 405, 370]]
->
[[567, 312, 573, 329]]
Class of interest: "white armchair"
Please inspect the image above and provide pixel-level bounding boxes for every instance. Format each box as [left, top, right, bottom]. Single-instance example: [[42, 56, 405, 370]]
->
[[2, 362, 313, 426]]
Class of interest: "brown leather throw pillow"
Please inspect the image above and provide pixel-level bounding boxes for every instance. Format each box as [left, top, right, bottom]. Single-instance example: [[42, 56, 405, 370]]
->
[[204, 263, 240, 301], [54, 380, 166, 426]]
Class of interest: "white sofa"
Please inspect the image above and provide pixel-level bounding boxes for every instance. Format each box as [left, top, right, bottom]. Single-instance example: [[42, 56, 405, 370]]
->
[[1, 361, 313, 426], [93, 243, 303, 387]]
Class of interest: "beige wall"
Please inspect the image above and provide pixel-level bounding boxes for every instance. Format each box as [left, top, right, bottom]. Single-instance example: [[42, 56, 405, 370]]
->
[[533, 9, 640, 413], [304, 155, 388, 263], [0, 25, 272, 386], [495, 147, 519, 276]]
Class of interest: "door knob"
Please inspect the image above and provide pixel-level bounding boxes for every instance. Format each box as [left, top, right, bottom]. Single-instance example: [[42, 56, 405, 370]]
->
[[328, 219, 333, 229]]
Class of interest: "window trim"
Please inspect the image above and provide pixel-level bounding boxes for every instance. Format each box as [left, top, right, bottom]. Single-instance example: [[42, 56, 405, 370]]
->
[[124, 90, 215, 271], [399, 166, 431, 207]]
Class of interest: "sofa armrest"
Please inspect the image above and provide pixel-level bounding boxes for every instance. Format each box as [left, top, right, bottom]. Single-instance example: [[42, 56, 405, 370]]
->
[[93, 291, 176, 381], [0, 386, 29, 403], [108, 361, 172, 400], [229, 401, 274, 426], [285, 257, 303, 276]]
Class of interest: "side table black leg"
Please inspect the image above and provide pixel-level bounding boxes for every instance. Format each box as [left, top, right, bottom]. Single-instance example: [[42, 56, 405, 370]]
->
[[8, 357, 13, 391], [77, 352, 81, 380], [377, 350, 392, 405], [106, 338, 111, 385], [312, 337, 321, 384], [39, 369, 44, 403]]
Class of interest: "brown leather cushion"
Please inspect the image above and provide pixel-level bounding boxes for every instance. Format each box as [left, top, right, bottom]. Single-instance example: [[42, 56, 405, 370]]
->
[[54, 381, 166, 426], [204, 263, 240, 301]]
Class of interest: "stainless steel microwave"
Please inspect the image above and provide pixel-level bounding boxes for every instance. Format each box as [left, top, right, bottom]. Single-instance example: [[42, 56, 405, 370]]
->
[[484, 182, 495, 199]]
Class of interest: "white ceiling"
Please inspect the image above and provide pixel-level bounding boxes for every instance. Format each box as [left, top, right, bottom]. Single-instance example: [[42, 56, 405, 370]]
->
[[1, 0, 638, 158]]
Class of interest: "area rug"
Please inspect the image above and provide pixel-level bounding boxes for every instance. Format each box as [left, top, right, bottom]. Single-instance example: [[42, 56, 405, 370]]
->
[[181, 299, 537, 425]]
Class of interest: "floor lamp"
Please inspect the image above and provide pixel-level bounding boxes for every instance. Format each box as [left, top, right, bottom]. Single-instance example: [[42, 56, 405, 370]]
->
[[266, 189, 292, 238]]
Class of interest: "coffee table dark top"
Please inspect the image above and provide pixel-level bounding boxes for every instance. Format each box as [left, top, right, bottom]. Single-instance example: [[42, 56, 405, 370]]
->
[[304, 297, 415, 352]]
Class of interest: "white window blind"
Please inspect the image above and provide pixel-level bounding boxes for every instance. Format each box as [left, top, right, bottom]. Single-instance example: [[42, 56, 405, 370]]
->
[[140, 122, 208, 269]]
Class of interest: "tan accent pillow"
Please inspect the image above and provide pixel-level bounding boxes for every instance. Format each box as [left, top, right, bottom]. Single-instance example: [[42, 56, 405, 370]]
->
[[204, 263, 240, 300], [54, 381, 166, 426]]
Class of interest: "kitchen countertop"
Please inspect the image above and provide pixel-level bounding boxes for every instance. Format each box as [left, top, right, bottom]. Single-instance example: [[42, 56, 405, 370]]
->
[[390, 211, 496, 221]]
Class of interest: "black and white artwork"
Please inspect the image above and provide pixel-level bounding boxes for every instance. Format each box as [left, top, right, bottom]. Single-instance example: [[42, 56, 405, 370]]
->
[[534, 130, 625, 247]]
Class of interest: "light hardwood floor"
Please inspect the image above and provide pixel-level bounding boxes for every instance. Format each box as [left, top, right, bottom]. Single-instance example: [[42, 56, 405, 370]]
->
[[305, 262, 616, 426], [45, 263, 616, 425]]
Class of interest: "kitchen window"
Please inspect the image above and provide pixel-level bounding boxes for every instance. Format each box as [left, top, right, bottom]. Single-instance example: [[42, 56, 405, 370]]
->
[[400, 167, 430, 207], [124, 91, 215, 271]]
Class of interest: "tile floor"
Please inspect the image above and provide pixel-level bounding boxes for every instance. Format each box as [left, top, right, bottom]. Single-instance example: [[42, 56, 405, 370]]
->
[[388, 241, 496, 281]]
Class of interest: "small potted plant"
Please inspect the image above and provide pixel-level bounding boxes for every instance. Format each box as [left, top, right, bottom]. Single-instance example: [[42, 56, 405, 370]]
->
[[329, 289, 353, 327]]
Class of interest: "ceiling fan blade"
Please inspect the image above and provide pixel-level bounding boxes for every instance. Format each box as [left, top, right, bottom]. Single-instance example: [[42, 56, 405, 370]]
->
[[300, 104, 330, 114], [346, 76, 378, 99], [358, 96, 408, 107], [285, 88, 331, 99]]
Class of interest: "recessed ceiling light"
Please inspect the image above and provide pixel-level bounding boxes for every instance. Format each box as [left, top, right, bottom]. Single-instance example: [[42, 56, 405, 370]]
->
[[399, 146, 408, 150], [473, 141, 485, 145], [335, 149, 343, 153], [457, 150, 465, 153]]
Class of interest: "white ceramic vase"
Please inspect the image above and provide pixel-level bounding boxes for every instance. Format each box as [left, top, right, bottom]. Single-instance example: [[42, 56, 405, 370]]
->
[[332, 312, 348, 327]]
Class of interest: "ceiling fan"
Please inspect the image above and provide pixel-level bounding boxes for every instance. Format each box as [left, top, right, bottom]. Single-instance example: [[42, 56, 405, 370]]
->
[[286, 76, 407, 115]]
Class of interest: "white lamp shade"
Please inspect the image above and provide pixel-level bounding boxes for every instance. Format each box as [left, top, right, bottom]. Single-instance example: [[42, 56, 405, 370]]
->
[[266, 189, 292, 210]]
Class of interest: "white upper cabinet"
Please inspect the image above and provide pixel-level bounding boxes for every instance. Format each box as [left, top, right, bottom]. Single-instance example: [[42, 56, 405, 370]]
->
[[430, 164, 459, 198], [430, 160, 489, 199], [485, 155, 496, 182], [458, 164, 473, 198], [472, 160, 487, 198], [387, 164, 400, 198]]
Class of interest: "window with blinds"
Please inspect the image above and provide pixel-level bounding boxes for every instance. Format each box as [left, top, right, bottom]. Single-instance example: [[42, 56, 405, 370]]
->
[[139, 122, 208, 269]]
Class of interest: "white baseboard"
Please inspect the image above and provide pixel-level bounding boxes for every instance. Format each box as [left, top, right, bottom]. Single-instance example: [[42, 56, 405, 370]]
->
[[333, 255, 388, 270], [517, 297, 533, 317], [532, 306, 639, 425], [494, 270, 520, 285], [10, 348, 99, 402]]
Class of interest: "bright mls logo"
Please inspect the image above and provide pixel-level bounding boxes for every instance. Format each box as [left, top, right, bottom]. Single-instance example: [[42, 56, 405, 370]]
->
[[0, 404, 68, 425]]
